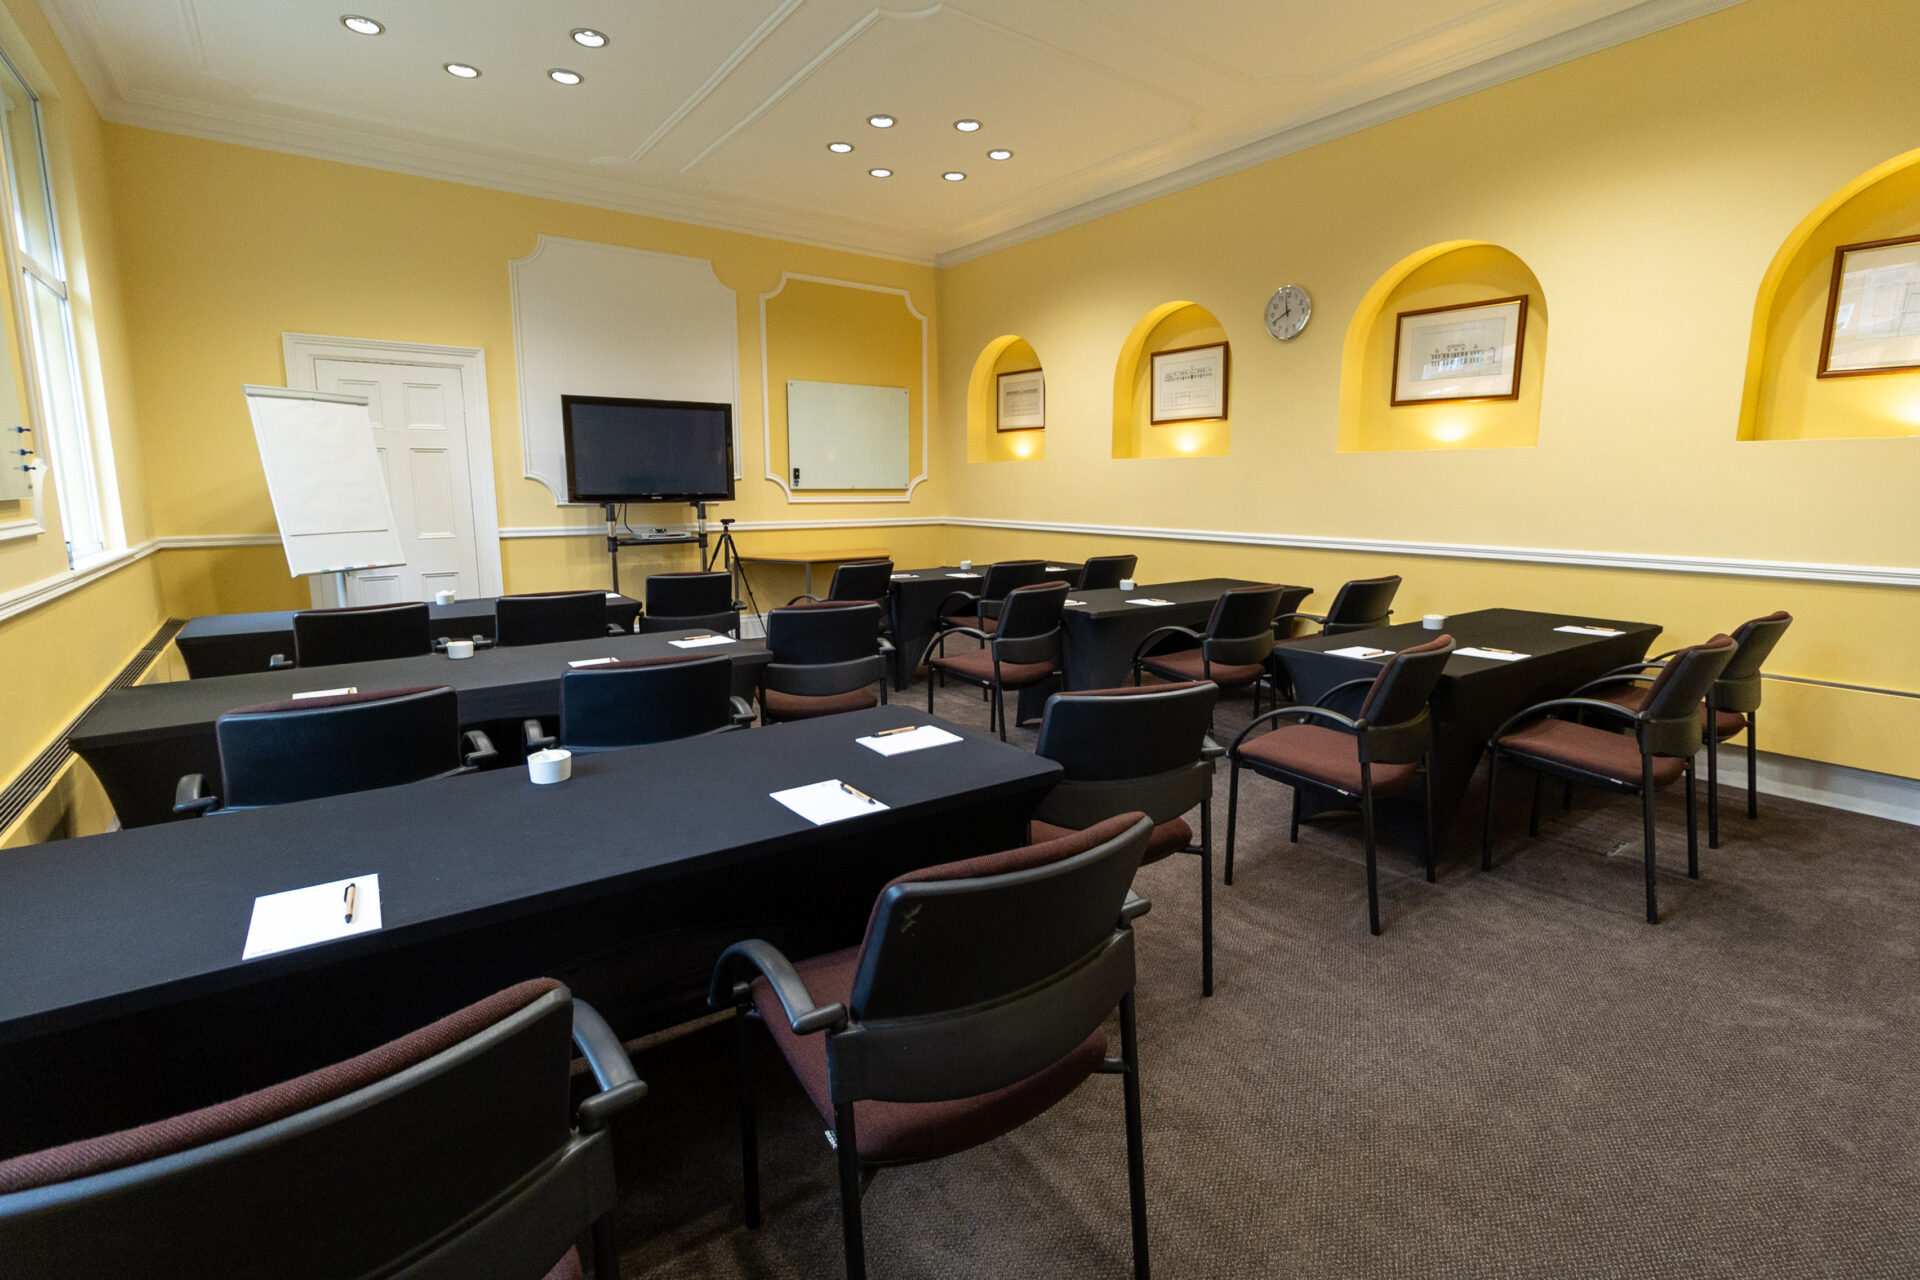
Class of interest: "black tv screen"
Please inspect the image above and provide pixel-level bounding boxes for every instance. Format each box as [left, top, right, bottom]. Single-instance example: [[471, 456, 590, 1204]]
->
[[561, 396, 736, 504]]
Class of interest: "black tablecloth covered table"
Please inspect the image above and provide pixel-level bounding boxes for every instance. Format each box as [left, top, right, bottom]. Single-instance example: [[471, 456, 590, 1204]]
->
[[884, 562, 1081, 688], [1062, 578, 1287, 690]]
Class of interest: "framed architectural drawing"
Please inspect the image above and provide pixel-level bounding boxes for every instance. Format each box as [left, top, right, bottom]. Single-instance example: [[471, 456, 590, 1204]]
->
[[1819, 234, 1920, 377], [1150, 342, 1229, 424], [1391, 295, 1528, 405], [996, 367, 1046, 430]]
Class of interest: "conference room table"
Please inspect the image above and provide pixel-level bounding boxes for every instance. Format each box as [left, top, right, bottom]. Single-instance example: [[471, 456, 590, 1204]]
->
[[172, 593, 645, 678], [884, 561, 1082, 689], [71, 627, 771, 829], [1272, 607, 1660, 856], [0, 706, 1061, 1156], [1061, 577, 1290, 690]]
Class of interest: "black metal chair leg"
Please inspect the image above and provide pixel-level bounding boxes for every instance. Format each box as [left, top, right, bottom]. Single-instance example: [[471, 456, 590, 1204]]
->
[[994, 686, 1007, 742], [1707, 725, 1720, 849], [592, 1217, 620, 1280], [1118, 992, 1151, 1280], [1199, 797, 1213, 997], [1685, 759, 1699, 879], [1361, 766, 1380, 936], [1224, 762, 1240, 886], [926, 669, 935, 715], [1641, 758, 1659, 924], [1561, 778, 1574, 811], [1481, 749, 1500, 872], [1288, 787, 1301, 843], [1422, 754, 1437, 884], [834, 1102, 866, 1280], [1528, 772, 1543, 838], [1747, 711, 1759, 820], [735, 1012, 762, 1228]]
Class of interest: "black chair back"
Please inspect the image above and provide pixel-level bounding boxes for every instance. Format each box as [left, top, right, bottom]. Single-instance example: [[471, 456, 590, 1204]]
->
[[1035, 683, 1217, 828], [641, 572, 738, 635], [827, 560, 894, 602], [1716, 611, 1792, 713], [292, 602, 432, 668], [1323, 575, 1402, 634], [561, 654, 735, 750], [0, 982, 613, 1280], [992, 580, 1071, 666], [495, 591, 609, 647], [1356, 635, 1454, 763], [218, 686, 463, 809], [830, 815, 1151, 1104], [1269, 585, 1316, 638], [763, 602, 886, 704], [977, 559, 1048, 603], [1076, 555, 1136, 592], [1638, 634, 1738, 758], [1202, 584, 1286, 667]]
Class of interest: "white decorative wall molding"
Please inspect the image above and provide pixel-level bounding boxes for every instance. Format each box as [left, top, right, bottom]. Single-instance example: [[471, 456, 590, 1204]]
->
[[1700, 750, 1920, 829], [757, 273, 931, 504], [510, 236, 742, 504], [0, 537, 157, 627], [500, 516, 944, 540]]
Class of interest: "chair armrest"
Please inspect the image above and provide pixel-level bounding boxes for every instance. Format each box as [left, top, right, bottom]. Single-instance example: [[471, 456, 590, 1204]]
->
[[1129, 625, 1204, 668], [523, 719, 555, 752], [1121, 890, 1152, 924], [877, 636, 895, 658], [1272, 611, 1326, 627], [1489, 697, 1643, 745], [605, 622, 625, 636], [472, 635, 496, 650], [1230, 704, 1361, 754], [463, 729, 499, 768], [709, 939, 847, 1035], [173, 773, 219, 816], [1314, 677, 1376, 709], [786, 592, 825, 605], [729, 695, 757, 728], [933, 590, 981, 618], [1200, 735, 1226, 762], [1568, 672, 1655, 697], [571, 998, 648, 1133], [267, 653, 292, 670]]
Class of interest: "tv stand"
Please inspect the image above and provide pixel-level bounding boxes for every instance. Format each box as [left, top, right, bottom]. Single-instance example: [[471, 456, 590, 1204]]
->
[[604, 504, 697, 594]]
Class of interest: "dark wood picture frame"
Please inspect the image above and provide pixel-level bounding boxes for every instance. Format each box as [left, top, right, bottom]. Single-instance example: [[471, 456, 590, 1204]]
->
[[1389, 294, 1528, 407], [1149, 341, 1231, 425], [1817, 232, 1920, 379], [995, 367, 1046, 431]]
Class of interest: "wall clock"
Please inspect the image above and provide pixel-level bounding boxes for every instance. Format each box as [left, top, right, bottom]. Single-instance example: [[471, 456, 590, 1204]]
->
[[1265, 284, 1311, 341]]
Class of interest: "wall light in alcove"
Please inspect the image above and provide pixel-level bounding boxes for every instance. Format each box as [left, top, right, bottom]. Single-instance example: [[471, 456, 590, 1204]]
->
[[1890, 392, 1920, 429], [1011, 435, 1036, 458], [1427, 417, 1473, 444]]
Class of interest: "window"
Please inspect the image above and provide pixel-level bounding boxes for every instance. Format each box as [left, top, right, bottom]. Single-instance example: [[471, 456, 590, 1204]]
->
[[0, 51, 104, 564]]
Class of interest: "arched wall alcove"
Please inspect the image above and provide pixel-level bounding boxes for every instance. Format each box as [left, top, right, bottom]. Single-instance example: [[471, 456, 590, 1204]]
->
[[1112, 301, 1230, 459], [1338, 240, 1547, 452], [1737, 147, 1920, 441], [967, 335, 1045, 462]]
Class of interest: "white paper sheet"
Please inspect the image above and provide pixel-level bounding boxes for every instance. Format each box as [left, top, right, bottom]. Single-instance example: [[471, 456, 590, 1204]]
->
[[1126, 598, 1176, 607], [1455, 647, 1528, 662], [890, 573, 918, 579], [604, 592, 621, 598], [667, 635, 736, 648], [771, 779, 890, 825], [292, 686, 357, 699], [946, 572, 981, 579], [857, 725, 963, 756], [1065, 599, 1086, 606], [1325, 646, 1391, 659], [1046, 566, 1070, 571], [243, 874, 382, 960], [568, 657, 617, 668], [1554, 625, 1625, 637]]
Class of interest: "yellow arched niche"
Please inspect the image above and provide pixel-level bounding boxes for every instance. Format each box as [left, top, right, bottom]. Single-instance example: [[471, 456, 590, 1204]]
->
[[1112, 302, 1230, 459], [967, 335, 1045, 462], [1737, 148, 1920, 441], [1338, 241, 1547, 452]]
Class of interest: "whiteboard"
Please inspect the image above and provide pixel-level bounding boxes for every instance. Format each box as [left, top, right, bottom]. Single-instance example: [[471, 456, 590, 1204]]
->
[[244, 385, 404, 578], [786, 381, 910, 490]]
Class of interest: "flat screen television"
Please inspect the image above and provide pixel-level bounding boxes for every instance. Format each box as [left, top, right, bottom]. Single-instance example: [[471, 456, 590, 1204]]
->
[[561, 395, 736, 504]]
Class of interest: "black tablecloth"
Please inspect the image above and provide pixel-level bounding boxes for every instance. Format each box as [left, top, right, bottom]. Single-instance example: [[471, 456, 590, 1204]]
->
[[1062, 578, 1283, 690], [73, 629, 770, 828], [885, 562, 1081, 688], [173, 594, 644, 679], [1273, 608, 1660, 853], [0, 707, 1059, 1154]]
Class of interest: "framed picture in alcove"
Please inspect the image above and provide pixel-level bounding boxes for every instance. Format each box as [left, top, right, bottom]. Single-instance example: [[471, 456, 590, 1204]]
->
[[1819, 233, 1920, 377], [1149, 342, 1229, 424], [996, 368, 1046, 430], [1391, 295, 1527, 405]]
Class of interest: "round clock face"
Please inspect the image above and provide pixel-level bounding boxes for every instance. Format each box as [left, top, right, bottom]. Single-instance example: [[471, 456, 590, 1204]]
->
[[1265, 284, 1312, 341]]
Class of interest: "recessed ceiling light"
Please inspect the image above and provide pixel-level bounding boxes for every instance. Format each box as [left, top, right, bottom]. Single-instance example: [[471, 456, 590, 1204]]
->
[[341, 15, 383, 35], [444, 62, 480, 78], [943, 171, 966, 182], [868, 167, 892, 178], [954, 119, 981, 132], [867, 114, 895, 128], [828, 141, 854, 154], [987, 148, 1013, 161], [549, 68, 582, 85], [570, 28, 608, 48]]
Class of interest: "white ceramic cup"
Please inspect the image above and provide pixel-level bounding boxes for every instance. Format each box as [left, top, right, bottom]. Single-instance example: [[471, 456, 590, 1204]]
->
[[445, 638, 475, 659], [434, 588, 457, 605], [1422, 613, 1446, 630], [528, 748, 572, 785], [1119, 579, 1136, 592], [958, 559, 973, 570]]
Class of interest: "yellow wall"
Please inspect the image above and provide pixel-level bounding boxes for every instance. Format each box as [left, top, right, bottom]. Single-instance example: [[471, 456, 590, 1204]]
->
[[937, 0, 1920, 778], [966, 336, 1045, 462]]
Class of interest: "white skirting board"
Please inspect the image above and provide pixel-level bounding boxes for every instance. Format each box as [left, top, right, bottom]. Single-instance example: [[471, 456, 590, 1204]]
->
[[1700, 748, 1920, 828]]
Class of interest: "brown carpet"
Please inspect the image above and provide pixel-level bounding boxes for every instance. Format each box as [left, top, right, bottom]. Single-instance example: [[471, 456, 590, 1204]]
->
[[594, 678, 1920, 1278]]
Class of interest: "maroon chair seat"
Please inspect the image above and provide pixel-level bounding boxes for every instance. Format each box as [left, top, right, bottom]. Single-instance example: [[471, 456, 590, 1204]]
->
[[926, 646, 1052, 686], [924, 580, 1070, 741], [763, 686, 879, 721], [1135, 648, 1265, 690], [759, 601, 887, 725], [1496, 718, 1688, 787], [1235, 724, 1421, 795], [943, 612, 999, 634], [1031, 815, 1191, 863], [751, 948, 1107, 1167]]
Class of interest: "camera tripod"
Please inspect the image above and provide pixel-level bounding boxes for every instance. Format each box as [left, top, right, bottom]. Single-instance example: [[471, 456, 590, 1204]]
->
[[698, 506, 761, 621]]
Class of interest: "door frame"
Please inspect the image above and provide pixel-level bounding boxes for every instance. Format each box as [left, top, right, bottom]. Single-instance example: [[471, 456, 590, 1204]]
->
[[282, 333, 505, 599]]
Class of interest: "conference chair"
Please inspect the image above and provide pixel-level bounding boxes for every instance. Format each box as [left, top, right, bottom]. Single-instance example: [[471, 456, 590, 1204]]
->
[[1225, 635, 1454, 936], [1032, 681, 1222, 995], [1481, 634, 1738, 924], [759, 601, 889, 724], [710, 813, 1155, 1280], [934, 558, 1049, 637], [640, 570, 740, 636], [925, 580, 1070, 740], [494, 590, 619, 647], [1581, 610, 1792, 847], [1273, 574, 1402, 637], [0, 979, 644, 1280], [787, 558, 895, 606], [1076, 554, 1137, 592], [174, 685, 496, 816], [524, 653, 753, 754], [1131, 583, 1291, 715], [267, 601, 432, 669]]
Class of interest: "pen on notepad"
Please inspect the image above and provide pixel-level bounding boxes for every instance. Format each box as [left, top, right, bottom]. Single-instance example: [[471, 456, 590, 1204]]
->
[[839, 781, 878, 805], [343, 882, 357, 924], [1478, 646, 1519, 655], [874, 725, 918, 737]]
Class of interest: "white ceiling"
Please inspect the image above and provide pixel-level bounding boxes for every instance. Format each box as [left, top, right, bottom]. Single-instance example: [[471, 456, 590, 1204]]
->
[[43, 0, 1741, 263]]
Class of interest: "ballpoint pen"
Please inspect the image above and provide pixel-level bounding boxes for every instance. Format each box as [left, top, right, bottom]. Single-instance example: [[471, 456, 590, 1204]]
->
[[839, 781, 878, 805], [343, 882, 357, 924], [874, 725, 918, 736]]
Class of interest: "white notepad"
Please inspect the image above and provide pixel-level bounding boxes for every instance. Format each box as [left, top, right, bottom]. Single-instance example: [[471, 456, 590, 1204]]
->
[[857, 725, 963, 756], [890, 573, 918, 580], [292, 686, 356, 699], [1554, 625, 1625, 637], [568, 657, 617, 668], [946, 572, 981, 579], [604, 592, 621, 598], [1456, 647, 1528, 662], [1065, 599, 1086, 607], [243, 874, 382, 960], [1046, 566, 1070, 572], [771, 779, 890, 825], [1126, 598, 1176, 607], [1325, 646, 1390, 659], [668, 635, 735, 648]]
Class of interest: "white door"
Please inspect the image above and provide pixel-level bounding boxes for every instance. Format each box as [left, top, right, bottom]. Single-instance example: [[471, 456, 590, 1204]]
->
[[311, 358, 481, 605]]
